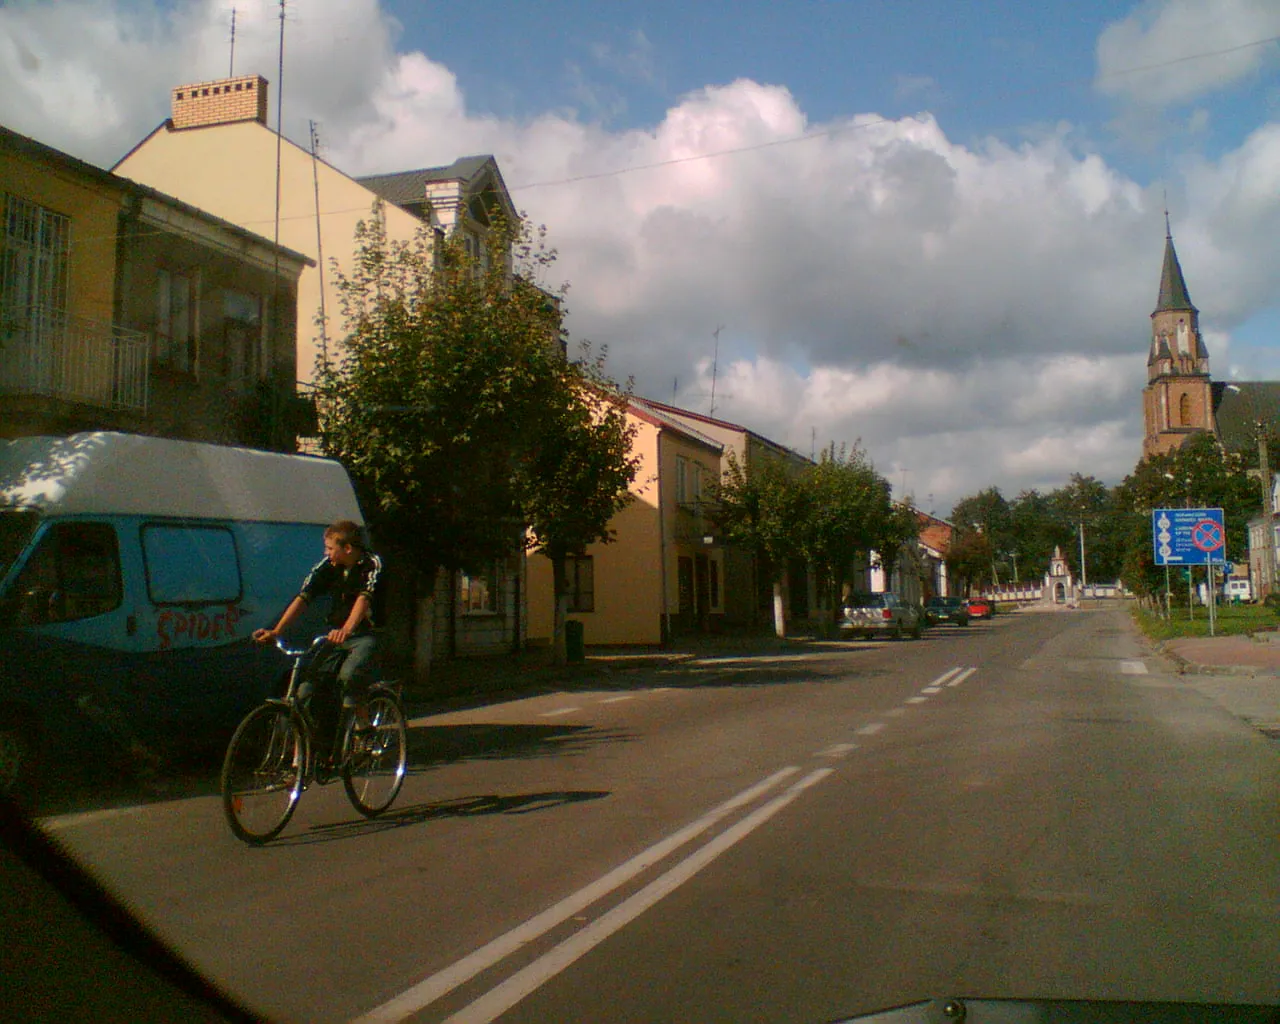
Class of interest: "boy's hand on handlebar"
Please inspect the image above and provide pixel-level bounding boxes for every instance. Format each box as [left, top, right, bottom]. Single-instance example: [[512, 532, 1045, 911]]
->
[[252, 628, 278, 644], [327, 626, 351, 644]]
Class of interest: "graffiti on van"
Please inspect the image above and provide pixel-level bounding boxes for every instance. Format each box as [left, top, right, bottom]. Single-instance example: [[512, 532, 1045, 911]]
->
[[156, 604, 251, 650]]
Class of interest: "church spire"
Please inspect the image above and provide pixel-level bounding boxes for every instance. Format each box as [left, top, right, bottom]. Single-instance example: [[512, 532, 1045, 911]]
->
[[1154, 222, 1196, 315]]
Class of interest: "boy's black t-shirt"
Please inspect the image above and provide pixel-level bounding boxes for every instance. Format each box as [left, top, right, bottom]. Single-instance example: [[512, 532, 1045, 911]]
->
[[298, 552, 383, 633]]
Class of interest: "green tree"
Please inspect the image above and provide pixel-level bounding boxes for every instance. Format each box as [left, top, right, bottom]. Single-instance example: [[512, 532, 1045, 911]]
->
[[317, 203, 635, 656], [949, 488, 1010, 590], [797, 444, 902, 627], [519, 344, 640, 664], [712, 452, 809, 638], [1115, 433, 1256, 600]]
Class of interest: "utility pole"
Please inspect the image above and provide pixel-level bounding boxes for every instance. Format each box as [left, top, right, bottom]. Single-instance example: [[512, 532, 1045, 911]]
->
[[1078, 520, 1087, 599], [1259, 423, 1275, 599]]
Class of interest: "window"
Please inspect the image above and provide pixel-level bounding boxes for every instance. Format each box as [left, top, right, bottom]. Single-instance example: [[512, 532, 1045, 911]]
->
[[1179, 392, 1192, 426], [460, 565, 498, 614], [222, 289, 263, 382], [675, 456, 700, 504], [564, 555, 595, 613], [142, 524, 240, 605], [8, 522, 121, 625], [1, 193, 70, 318], [155, 268, 198, 373]]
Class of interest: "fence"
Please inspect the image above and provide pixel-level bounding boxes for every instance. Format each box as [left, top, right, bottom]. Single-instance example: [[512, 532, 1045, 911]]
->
[[0, 306, 149, 412]]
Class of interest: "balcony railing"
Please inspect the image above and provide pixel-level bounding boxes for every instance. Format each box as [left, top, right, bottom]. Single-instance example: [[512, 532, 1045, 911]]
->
[[0, 306, 149, 412]]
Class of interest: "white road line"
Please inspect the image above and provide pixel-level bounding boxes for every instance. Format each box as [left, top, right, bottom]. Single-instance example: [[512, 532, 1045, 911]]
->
[[931, 667, 963, 687], [921, 686, 942, 694], [440, 769, 835, 1024], [351, 766, 801, 1023], [599, 695, 635, 704], [856, 722, 886, 736], [947, 667, 978, 687], [885, 708, 907, 717], [1120, 660, 1148, 675], [816, 742, 858, 759], [650, 687, 671, 693], [539, 707, 581, 718], [42, 806, 144, 831], [905, 696, 928, 704]]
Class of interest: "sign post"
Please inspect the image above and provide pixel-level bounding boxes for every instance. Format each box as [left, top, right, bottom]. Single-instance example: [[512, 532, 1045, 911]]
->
[[1152, 508, 1226, 636]]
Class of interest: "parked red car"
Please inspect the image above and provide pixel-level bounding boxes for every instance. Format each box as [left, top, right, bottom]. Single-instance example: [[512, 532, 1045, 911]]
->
[[966, 597, 993, 620]]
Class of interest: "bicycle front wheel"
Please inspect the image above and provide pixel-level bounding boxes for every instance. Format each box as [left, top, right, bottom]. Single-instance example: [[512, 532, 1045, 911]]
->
[[221, 704, 304, 845], [342, 693, 407, 818]]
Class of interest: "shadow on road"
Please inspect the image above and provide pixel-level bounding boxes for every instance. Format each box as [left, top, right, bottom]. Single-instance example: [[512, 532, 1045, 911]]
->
[[406, 722, 634, 772], [275, 789, 611, 846]]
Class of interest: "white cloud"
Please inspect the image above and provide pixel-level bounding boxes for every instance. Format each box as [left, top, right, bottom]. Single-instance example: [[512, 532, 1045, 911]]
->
[[2, 0, 1278, 515], [1096, 0, 1280, 107]]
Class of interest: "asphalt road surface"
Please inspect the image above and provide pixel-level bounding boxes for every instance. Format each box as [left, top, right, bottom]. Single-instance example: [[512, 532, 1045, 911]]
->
[[37, 608, 1280, 1022]]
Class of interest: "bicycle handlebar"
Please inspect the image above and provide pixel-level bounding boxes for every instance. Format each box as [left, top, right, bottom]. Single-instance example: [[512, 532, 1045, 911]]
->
[[273, 634, 331, 660]]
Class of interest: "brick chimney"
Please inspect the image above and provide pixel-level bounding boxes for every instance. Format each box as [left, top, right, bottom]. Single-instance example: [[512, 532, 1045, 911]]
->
[[171, 74, 268, 130]]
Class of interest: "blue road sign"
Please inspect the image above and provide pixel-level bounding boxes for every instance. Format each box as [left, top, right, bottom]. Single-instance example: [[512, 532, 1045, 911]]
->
[[1152, 508, 1227, 566]]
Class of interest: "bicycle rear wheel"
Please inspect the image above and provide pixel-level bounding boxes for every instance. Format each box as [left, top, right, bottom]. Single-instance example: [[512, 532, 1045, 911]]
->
[[221, 704, 303, 845], [342, 692, 406, 817]]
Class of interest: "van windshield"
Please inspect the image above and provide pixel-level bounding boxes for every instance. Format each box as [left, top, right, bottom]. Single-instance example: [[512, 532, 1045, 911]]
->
[[0, 508, 40, 582]]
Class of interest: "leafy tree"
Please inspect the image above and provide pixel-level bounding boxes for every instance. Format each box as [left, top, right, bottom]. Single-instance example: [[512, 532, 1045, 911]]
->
[[317, 203, 635, 657], [519, 344, 640, 664], [949, 488, 1010, 590], [797, 444, 903, 626], [1115, 433, 1256, 599], [712, 451, 809, 638]]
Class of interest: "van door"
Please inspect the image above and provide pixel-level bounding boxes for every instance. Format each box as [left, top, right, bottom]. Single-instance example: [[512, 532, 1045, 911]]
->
[[2, 519, 139, 761], [130, 520, 262, 738]]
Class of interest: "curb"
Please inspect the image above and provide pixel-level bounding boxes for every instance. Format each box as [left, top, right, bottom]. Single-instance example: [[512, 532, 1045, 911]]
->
[[1153, 641, 1280, 679]]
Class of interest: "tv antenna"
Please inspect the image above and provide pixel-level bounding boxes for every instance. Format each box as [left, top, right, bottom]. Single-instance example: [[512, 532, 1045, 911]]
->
[[709, 325, 725, 416], [229, 7, 236, 76]]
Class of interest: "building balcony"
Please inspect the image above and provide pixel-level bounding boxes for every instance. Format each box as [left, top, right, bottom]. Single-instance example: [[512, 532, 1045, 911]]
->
[[0, 305, 150, 413]]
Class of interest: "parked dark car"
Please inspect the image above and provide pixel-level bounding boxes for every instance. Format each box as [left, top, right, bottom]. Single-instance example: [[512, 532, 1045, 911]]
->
[[925, 595, 969, 627], [966, 597, 993, 620]]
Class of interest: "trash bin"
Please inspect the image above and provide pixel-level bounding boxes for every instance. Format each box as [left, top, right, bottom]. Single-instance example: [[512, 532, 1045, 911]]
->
[[564, 619, 585, 663]]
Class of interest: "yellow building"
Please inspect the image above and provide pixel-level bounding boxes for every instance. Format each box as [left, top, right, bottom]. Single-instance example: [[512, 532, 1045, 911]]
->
[[114, 74, 514, 390], [1, 124, 309, 449], [526, 402, 725, 646]]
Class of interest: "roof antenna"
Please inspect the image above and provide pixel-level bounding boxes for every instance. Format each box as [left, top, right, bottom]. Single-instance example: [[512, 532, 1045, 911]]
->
[[709, 324, 724, 417], [229, 7, 236, 77]]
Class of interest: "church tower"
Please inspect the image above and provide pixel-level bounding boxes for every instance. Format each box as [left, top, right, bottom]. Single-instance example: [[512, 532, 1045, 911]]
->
[[1142, 220, 1213, 458]]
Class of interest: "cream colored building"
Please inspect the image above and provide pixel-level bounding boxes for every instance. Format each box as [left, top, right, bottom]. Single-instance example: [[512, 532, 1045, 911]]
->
[[526, 402, 725, 646], [114, 74, 514, 389]]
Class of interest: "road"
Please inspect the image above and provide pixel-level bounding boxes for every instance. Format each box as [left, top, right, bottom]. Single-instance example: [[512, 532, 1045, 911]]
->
[[37, 608, 1280, 1022]]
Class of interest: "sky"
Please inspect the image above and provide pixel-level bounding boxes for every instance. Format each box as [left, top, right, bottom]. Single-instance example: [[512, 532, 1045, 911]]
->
[[1, 0, 1278, 519]]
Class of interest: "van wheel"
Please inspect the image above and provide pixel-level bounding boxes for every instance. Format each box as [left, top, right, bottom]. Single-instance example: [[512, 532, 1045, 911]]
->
[[0, 715, 39, 811]]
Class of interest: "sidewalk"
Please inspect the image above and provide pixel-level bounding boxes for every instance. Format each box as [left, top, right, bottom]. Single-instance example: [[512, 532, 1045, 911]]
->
[[1157, 632, 1280, 739]]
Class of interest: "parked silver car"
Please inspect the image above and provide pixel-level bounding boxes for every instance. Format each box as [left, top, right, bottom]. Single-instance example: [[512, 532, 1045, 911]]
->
[[839, 591, 923, 640]]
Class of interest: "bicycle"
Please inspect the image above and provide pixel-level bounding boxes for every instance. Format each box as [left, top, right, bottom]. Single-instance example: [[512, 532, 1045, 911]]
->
[[220, 635, 407, 845]]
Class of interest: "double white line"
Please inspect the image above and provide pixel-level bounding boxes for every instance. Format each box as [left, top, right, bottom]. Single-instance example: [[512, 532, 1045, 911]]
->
[[354, 766, 831, 1024], [355, 663, 979, 1023]]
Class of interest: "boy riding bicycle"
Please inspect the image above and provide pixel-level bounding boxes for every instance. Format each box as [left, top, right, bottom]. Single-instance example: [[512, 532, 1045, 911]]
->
[[253, 520, 383, 760]]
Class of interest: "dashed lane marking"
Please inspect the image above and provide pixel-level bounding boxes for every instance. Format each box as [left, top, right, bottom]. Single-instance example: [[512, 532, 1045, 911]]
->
[[816, 742, 858, 759], [947, 667, 978, 687], [856, 722, 886, 736], [539, 707, 581, 718], [905, 696, 928, 704], [599, 695, 635, 704]]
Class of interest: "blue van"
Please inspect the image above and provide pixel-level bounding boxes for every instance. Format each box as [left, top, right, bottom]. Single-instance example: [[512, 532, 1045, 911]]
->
[[0, 432, 364, 798]]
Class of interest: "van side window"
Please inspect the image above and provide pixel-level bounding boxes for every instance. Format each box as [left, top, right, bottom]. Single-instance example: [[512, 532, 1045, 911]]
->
[[142, 525, 241, 605], [10, 523, 122, 625]]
